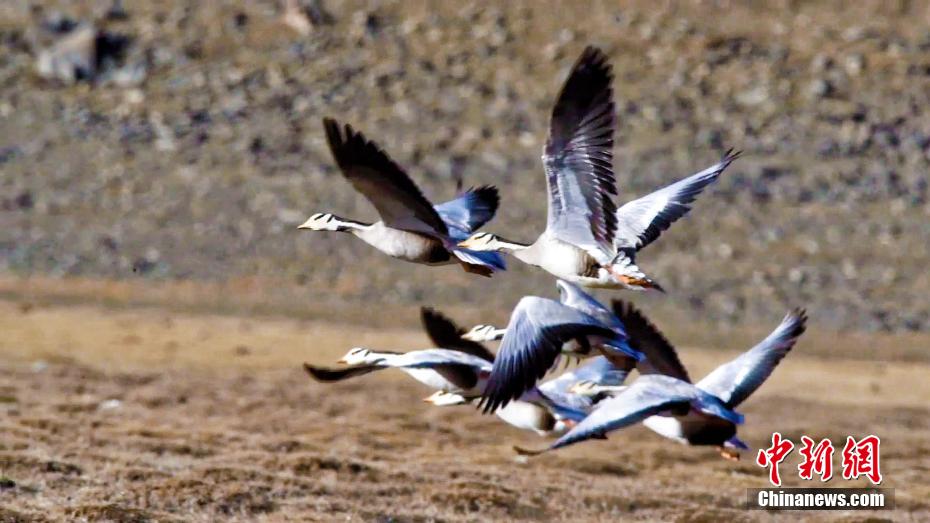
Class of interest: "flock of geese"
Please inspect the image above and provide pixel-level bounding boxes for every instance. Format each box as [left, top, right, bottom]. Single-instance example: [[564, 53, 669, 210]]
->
[[299, 46, 807, 460]]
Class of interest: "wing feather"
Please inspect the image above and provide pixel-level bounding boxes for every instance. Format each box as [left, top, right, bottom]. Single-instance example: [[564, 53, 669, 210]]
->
[[323, 118, 448, 237], [611, 300, 691, 382], [696, 309, 807, 408], [420, 307, 496, 362], [434, 185, 500, 241], [478, 297, 619, 413], [302, 363, 383, 382], [614, 149, 739, 251], [543, 46, 618, 257]]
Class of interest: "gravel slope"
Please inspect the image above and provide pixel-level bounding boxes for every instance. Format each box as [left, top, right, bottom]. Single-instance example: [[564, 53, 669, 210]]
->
[[3, 1, 930, 332]]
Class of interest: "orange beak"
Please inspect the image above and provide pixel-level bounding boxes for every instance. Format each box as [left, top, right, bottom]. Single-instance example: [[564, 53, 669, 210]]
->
[[618, 275, 666, 293]]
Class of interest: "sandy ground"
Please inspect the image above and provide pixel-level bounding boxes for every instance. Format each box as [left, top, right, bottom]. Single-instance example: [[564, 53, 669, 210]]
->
[[1, 299, 929, 522]]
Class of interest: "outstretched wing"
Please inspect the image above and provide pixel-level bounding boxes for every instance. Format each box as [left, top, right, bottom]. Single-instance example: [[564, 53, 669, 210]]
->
[[614, 149, 739, 252], [542, 46, 617, 260], [434, 185, 500, 241], [545, 375, 697, 452], [323, 118, 448, 237], [420, 307, 496, 363], [696, 309, 807, 408], [611, 300, 691, 382], [303, 363, 383, 382], [478, 297, 618, 414]]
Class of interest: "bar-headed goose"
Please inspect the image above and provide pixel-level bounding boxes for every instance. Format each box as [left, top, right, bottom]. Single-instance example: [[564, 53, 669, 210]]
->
[[458, 46, 739, 290], [304, 347, 491, 398], [298, 118, 506, 276], [520, 308, 807, 460], [477, 293, 644, 414], [304, 307, 495, 398]]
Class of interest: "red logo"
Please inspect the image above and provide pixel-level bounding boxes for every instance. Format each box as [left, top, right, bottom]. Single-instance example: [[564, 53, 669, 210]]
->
[[756, 432, 794, 487], [756, 433, 883, 486], [841, 435, 882, 485], [797, 436, 834, 482]]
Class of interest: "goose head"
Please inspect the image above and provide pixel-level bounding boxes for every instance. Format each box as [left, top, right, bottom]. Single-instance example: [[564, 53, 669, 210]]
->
[[568, 380, 628, 398], [422, 390, 468, 406], [458, 232, 511, 252], [338, 347, 376, 365], [568, 380, 600, 397], [298, 213, 341, 231], [461, 324, 501, 342]]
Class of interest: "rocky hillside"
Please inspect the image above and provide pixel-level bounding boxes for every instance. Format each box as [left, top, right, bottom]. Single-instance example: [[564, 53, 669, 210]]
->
[[2, 0, 930, 333]]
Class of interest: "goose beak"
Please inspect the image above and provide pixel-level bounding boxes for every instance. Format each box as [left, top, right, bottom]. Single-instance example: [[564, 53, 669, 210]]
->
[[297, 219, 313, 230], [336, 358, 347, 364], [619, 275, 666, 293], [457, 237, 477, 249], [423, 391, 445, 404]]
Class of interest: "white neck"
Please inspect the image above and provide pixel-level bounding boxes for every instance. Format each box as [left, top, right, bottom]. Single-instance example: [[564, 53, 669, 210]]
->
[[488, 328, 507, 341], [360, 350, 402, 366], [494, 238, 531, 253], [334, 218, 371, 234]]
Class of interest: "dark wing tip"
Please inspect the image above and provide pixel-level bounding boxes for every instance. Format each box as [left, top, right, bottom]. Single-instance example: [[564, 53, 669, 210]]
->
[[419, 306, 444, 328], [787, 307, 808, 338], [322, 117, 343, 150], [302, 362, 339, 382], [577, 45, 612, 76], [469, 184, 501, 213], [721, 148, 743, 166], [322, 118, 377, 166]]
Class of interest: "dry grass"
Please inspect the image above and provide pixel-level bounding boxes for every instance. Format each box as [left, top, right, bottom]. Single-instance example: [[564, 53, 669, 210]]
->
[[1, 293, 929, 521]]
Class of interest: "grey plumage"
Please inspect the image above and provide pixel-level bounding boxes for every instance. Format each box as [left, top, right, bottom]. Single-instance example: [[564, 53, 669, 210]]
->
[[478, 296, 639, 414], [540, 375, 743, 453], [542, 46, 618, 260], [696, 308, 807, 408], [613, 149, 740, 254]]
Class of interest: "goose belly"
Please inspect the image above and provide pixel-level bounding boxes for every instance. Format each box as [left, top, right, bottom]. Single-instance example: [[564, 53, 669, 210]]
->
[[401, 368, 469, 393], [642, 415, 689, 445], [643, 412, 736, 446], [524, 238, 621, 288], [494, 401, 558, 436], [529, 239, 594, 277], [356, 224, 451, 264]]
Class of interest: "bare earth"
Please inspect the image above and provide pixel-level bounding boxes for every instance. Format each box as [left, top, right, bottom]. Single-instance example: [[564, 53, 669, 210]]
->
[[2, 297, 929, 522]]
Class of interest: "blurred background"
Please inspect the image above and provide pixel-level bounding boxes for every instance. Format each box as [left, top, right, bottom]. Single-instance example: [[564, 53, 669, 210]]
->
[[3, 0, 930, 334], [3, 2, 930, 521]]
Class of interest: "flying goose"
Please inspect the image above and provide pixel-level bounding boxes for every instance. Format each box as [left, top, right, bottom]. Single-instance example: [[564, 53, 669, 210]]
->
[[518, 308, 808, 460], [465, 281, 650, 378], [463, 279, 628, 343], [298, 118, 506, 276], [458, 46, 739, 290], [304, 346, 492, 398], [477, 293, 644, 414], [303, 307, 495, 395]]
